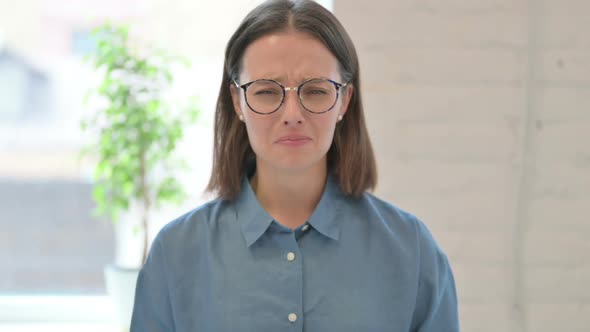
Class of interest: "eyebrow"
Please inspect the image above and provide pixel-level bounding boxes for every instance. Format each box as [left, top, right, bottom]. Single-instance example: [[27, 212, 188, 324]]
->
[[262, 75, 330, 83]]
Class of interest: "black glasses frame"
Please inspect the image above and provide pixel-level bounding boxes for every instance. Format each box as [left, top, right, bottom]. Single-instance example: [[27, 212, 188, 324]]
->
[[232, 78, 348, 115]]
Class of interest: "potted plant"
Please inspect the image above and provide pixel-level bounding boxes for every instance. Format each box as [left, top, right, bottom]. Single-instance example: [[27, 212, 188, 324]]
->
[[80, 23, 199, 330]]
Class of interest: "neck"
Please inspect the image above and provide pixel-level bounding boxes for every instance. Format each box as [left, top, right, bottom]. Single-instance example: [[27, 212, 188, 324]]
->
[[250, 161, 328, 230]]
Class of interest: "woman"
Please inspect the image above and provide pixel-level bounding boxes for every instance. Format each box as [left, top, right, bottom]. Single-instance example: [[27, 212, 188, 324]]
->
[[131, 0, 459, 331]]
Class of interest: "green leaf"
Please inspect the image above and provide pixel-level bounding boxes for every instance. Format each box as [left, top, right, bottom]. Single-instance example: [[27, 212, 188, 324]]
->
[[110, 209, 120, 223], [122, 180, 134, 195], [155, 177, 183, 203], [82, 22, 199, 224], [92, 186, 106, 207], [95, 160, 113, 178]]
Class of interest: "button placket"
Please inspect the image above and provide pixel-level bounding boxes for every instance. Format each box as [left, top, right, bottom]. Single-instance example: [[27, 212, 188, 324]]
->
[[278, 228, 303, 328]]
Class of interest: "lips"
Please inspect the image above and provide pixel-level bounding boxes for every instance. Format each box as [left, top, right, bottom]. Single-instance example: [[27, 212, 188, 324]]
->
[[275, 135, 312, 146], [276, 135, 311, 143]]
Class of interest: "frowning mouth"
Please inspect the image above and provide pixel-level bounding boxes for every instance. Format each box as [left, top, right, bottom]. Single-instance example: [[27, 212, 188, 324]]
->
[[276, 136, 312, 146]]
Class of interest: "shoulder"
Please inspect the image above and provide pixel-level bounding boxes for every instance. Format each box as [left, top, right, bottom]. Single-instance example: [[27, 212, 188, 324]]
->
[[359, 191, 419, 225], [354, 191, 448, 260], [152, 197, 233, 249], [352, 191, 422, 236]]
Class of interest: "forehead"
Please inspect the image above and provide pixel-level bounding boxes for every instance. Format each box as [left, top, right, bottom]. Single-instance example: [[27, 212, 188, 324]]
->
[[240, 31, 340, 83]]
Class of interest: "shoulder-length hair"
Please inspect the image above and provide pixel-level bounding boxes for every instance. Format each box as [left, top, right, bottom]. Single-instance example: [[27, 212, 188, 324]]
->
[[206, 0, 377, 200]]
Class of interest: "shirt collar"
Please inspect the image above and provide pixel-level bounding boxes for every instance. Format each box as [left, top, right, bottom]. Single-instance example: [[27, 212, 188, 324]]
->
[[306, 173, 344, 241], [234, 172, 345, 248]]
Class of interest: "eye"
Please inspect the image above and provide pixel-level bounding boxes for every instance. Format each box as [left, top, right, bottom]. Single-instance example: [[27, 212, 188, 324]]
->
[[302, 87, 329, 96], [254, 89, 280, 95], [306, 89, 328, 95]]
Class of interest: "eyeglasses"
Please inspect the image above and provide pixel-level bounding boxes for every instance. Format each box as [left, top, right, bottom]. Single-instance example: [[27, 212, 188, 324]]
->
[[233, 78, 348, 115]]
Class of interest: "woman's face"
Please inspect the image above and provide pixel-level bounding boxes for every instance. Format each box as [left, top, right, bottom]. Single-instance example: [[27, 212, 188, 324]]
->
[[230, 30, 353, 174]]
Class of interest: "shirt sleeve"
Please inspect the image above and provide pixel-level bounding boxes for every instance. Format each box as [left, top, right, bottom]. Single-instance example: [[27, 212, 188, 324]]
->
[[410, 218, 460, 332], [130, 236, 176, 332]]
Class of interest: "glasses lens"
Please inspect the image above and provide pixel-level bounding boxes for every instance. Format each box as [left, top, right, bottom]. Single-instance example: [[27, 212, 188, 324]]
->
[[299, 79, 338, 113], [245, 80, 284, 114]]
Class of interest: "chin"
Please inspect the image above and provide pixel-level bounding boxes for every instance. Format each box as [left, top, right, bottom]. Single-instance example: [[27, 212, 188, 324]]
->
[[254, 145, 329, 173], [269, 154, 327, 174]]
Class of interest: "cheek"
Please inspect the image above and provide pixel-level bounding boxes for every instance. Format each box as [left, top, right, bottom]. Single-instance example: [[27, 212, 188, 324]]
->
[[315, 118, 338, 149], [244, 117, 273, 152], [334, 98, 346, 115], [241, 100, 262, 148]]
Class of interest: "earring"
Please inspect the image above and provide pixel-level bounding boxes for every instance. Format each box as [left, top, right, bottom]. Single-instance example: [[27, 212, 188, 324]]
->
[[239, 114, 244, 121], [337, 114, 343, 122]]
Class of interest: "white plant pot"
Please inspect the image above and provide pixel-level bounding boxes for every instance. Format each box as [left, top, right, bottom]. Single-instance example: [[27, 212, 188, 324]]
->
[[106, 204, 144, 331], [104, 264, 140, 332], [113, 203, 146, 269]]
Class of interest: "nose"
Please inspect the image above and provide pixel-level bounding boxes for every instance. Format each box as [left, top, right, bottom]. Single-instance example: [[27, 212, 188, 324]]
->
[[280, 89, 304, 126]]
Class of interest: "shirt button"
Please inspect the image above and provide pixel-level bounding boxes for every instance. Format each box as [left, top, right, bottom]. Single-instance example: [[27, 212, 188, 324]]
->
[[302, 224, 309, 232], [288, 313, 298, 323], [287, 252, 296, 261]]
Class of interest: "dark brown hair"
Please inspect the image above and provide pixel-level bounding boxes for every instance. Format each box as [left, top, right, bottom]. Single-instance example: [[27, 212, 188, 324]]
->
[[206, 0, 377, 200]]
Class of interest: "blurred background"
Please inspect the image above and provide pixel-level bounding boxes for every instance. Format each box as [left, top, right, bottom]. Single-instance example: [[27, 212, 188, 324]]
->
[[0, 0, 588, 331]]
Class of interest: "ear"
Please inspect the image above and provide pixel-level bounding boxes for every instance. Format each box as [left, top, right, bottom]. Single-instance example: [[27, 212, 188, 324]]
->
[[230, 82, 243, 118], [339, 84, 353, 118]]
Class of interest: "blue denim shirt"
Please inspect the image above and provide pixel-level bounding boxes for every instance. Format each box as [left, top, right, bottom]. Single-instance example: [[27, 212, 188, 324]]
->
[[130, 173, 459, 332]]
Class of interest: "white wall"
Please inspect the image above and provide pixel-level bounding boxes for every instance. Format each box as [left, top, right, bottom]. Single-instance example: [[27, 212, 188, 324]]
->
[[335, 0, 590, 331]]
